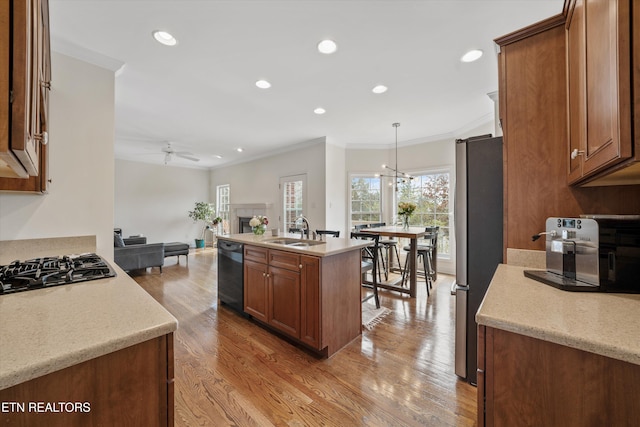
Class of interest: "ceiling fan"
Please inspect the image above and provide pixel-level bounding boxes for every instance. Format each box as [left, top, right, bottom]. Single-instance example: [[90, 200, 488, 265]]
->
[[161, 142, 200, 164]]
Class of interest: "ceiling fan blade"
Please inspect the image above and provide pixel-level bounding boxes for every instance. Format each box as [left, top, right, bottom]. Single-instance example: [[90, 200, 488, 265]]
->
[[175, 153, 200, 162]]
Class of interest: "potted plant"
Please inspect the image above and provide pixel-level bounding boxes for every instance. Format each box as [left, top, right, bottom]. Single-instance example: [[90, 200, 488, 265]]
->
[[188, 202, 214, 248]]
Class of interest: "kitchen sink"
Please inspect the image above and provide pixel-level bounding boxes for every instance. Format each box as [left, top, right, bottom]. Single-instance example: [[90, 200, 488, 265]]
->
[[286, 241, 326, 247], [265, 238, 326, 247]]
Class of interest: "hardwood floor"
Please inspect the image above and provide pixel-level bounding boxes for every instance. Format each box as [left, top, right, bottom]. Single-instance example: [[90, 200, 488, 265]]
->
[[132, 248, 478, 426]]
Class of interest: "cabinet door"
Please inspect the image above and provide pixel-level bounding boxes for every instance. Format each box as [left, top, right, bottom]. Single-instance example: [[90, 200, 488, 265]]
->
[[300, 255, 321, 349], [0, 0, 50, 192], [10, 0, 39, 176], [569, 0, 632, 181], [244, 259, 268, 323], [567, 0, 586, 183], [268, 265, 300, 338], [583, 0, 632, 175]]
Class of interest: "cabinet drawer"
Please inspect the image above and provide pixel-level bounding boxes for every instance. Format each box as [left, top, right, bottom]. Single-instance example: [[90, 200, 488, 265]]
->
[[244, 245, 268, 264], [269, 250, 300, 271]]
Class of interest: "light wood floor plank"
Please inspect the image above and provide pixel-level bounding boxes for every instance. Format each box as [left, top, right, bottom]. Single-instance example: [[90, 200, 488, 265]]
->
[[131, 248, 477, 426]]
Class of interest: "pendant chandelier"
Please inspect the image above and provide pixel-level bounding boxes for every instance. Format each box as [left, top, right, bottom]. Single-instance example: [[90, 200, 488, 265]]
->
[[377, 122, 413, 191]]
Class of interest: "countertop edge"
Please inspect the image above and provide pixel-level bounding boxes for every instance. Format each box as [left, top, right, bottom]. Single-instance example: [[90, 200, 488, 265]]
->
[[476, 264, 640, 366], [476, 313, 640, 366], [0, 321, 177, 390], [217, 233, 371, 257]]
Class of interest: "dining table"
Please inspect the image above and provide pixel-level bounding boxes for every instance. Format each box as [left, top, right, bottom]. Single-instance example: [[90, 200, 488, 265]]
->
[[364, 225, 427, 298]]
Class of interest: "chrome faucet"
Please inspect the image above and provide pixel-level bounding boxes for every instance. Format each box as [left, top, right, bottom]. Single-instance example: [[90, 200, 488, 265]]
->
[[296, 215, 311, 239]]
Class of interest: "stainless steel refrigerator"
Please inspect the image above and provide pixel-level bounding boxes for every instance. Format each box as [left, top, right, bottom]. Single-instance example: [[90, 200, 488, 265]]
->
[[454, 135, 503, 385]]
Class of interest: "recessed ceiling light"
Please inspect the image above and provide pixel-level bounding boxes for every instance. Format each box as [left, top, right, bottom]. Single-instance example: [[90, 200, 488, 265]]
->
[[152, 30, 177, 46], [461, 49, 483, 63], [236, 148, 243, 153], [372, 85, 388, 94], [213, 155, 223, 159], [317, 39, 337, 54], [314, 107, 326, 115], [255, 80, 271, 89]]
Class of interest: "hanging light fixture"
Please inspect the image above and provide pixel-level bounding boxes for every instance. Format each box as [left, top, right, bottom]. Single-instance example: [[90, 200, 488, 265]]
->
[[377, 122, 413, 191]]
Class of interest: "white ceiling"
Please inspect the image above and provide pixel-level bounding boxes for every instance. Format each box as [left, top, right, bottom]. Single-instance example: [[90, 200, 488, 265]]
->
[[49, 0, 563, 169]]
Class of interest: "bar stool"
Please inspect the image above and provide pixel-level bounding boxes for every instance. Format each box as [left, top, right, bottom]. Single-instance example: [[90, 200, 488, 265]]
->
[[401, 227, 438, 296], [369, 222, 402, 280], [351, 231, 381, 308]]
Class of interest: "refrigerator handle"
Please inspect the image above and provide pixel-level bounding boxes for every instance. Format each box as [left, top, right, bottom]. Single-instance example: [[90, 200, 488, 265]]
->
[[454, 284, 468, 378]]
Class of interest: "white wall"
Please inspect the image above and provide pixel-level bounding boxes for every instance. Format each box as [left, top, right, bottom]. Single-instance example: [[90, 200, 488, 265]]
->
[[324, 142, 346, 236], [0, 53, 115, 258], [114, 159, 210, 247], [209, 139, 327, 232]]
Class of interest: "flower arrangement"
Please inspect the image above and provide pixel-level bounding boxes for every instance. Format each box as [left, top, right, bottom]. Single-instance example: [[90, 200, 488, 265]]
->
[[398, 202, 417, 216], [398, 201, 417, 229], [249, 215, 269, 235]]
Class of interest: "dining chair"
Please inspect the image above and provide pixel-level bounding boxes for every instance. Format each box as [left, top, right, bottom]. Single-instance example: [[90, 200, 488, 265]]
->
[[288, 227, 309, 237], [350, 231, 381, 309], [315, 230, 340, 238]]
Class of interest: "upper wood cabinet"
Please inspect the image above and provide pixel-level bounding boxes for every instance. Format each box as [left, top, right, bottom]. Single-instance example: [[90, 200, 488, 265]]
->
[[0, 0, 51, 193], [566, 0, 640, 186]]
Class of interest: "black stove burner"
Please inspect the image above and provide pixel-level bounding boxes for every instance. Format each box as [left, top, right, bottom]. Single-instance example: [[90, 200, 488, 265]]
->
[[0, 253, 116, 295]]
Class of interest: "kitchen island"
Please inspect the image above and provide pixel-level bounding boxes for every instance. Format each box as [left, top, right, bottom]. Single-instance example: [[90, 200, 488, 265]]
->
[[0, 236, 178, 426], [476, 264, 640, 426], [217, 233, 371, 357]]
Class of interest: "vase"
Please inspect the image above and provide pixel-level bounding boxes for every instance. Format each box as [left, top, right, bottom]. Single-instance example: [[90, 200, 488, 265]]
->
[[253, 224, 266, 235], [402, 215, 410, 230]]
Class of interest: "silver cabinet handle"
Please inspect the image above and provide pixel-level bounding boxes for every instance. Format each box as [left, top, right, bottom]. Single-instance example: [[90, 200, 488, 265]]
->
[[34, 132, 48, 145], [571, 148, 584, 160]]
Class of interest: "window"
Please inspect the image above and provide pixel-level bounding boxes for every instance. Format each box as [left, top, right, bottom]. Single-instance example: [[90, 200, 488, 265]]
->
[[280, 174, 307, 231], [216, 184, 230, 222], [396, 170, 451, 256], [350, 175, 381, 227]]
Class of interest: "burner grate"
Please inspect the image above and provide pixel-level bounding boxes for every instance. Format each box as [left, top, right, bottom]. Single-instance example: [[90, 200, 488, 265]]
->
[[0, 253, 116, 295]]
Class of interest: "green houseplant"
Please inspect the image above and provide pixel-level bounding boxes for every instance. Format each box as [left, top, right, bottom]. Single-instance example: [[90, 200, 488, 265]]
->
[[188, 202, 214, 248]]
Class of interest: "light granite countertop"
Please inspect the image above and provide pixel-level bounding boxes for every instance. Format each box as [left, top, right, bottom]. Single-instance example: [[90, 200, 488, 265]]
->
[[217, 232, 372, 257], [0, 237, 178, 390], [477, 264, 640, 366]]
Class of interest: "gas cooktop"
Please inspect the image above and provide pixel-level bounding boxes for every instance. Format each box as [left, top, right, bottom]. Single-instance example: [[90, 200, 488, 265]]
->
[[0, 253, 116, 295]]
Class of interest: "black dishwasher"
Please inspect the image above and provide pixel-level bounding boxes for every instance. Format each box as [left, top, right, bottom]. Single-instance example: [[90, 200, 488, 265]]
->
[[217, 239, 245, 315]]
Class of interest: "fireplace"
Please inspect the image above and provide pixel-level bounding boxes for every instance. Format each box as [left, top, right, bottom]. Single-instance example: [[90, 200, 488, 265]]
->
[[238, 217, 253, 233], [230, 203, 274, 235]]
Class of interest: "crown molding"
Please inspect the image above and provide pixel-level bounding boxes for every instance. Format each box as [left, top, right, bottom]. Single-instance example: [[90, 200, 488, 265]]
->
[[51, 37, 126, 74]]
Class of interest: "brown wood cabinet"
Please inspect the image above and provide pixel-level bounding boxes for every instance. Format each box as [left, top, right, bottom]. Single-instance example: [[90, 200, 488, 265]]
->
[[496, 7, 640, 253], [566, 0, 638, 186], [243, 244, 362, 356], [0, 0, 51, 193], [478, 326, 640, 426], [0, 334, 174, 426], [244, 245, 319, 345]]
